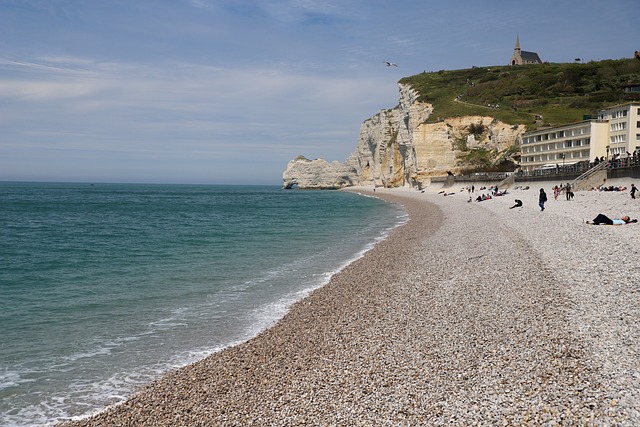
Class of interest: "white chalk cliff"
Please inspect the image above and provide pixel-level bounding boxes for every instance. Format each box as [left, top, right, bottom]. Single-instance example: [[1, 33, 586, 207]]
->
[[283, 83, 526, 189]]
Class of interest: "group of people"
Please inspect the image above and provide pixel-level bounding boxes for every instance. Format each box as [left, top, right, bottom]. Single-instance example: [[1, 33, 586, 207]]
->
[[535, 182, 638, 224], [475, 193, 493, 202], [551, 183, 574, 201], [467, 179, 638, 224], [465, 184, 502, 203], [595, 185, 628, 192], [511, 187, 637, 223], [466, 184, 493, 194], [590, 183, 638, 199]]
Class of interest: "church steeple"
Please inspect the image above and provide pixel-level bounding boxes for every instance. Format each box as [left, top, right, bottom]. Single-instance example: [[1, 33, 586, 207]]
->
[[509, 35, 542, 66]]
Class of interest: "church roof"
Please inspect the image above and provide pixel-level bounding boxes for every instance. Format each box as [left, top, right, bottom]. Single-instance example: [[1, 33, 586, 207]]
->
[[520, 50, 542, 63]]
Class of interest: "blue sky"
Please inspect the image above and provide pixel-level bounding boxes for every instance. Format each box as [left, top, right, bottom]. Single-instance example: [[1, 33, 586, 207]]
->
[[1, 1, 638, 185]]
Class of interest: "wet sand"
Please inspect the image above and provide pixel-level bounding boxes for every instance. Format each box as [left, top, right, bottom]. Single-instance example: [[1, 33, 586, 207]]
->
[[63, 183, 640, 426]]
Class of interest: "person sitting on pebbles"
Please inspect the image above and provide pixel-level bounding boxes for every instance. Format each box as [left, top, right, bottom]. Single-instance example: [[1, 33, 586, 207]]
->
[[509, 199, 523, 209], [585, 214, 638, 225]]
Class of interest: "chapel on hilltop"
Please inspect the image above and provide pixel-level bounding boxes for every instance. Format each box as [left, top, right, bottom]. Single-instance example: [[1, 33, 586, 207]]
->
[[509, 36, 542, 65]]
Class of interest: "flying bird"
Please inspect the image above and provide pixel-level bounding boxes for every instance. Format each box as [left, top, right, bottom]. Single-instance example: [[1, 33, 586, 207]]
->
[[384, 61, 398, 67]]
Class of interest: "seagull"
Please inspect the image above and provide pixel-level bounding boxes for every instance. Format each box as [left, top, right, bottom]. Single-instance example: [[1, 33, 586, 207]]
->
[[384, 61, 398, 67]]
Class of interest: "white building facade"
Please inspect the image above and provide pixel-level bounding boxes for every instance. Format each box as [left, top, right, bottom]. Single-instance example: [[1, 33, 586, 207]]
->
[[520, 103, 640, 173], [598, 103, 640, 158]]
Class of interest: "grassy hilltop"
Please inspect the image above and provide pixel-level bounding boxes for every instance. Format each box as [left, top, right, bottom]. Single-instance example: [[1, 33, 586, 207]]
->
[[400, 59, 640, 129]]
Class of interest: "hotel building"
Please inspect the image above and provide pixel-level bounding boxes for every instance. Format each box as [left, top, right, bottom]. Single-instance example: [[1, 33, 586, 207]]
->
[[520, 103, 640, 173]]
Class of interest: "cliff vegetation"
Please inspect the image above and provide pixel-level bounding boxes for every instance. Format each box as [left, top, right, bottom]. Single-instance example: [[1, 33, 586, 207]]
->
[[400, 59, 640, 129]]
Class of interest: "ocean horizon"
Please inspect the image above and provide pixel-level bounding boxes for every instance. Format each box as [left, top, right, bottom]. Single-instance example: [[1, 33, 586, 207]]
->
[[0, 182, 406, 426]]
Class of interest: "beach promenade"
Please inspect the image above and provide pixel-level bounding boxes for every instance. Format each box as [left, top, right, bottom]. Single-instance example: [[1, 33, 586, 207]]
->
[[64, 182, 640, 426]]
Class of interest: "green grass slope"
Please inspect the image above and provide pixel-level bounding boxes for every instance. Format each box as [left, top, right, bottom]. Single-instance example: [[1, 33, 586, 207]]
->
[[400, 59, 640, 129]]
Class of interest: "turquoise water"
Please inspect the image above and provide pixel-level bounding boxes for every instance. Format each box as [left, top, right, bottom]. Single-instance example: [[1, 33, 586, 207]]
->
[[0, 182, 405, 426]]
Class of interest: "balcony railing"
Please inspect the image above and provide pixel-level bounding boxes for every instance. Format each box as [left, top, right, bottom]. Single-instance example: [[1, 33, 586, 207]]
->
[[432, 154, 640, 183]]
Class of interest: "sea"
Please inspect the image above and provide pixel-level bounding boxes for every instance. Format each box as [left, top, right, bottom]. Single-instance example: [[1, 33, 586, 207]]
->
[[0, 182, 406, 427]]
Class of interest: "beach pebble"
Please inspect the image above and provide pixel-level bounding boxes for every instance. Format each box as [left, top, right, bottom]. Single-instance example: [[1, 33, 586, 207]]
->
[[61, 183, 640, 426]]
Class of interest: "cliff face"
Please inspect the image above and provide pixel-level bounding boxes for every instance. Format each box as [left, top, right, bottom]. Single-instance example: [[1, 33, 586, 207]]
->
[[282, 83, 526, 189], [282, 155, 359, 190]]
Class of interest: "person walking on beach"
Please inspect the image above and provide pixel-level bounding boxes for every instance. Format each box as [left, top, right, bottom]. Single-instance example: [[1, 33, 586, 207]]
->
[[631, 183, 637, 199], [539, 188, 547, 211], [565, 183, 572, 201]]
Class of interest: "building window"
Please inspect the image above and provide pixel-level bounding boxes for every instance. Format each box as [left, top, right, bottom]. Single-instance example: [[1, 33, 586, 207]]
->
[[636, 134, 640, 142], [611, 135, 627, 143]]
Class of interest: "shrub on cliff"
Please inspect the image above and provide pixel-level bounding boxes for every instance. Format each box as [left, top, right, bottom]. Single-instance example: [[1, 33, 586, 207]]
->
[[400, 59, 640, 128]]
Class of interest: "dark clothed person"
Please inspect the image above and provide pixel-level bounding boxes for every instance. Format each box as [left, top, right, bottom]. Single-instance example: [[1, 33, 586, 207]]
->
[[538, 189, 547, 211]]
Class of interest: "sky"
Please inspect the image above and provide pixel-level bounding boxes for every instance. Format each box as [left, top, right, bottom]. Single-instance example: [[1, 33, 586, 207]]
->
[[1, 1, 639, 185]]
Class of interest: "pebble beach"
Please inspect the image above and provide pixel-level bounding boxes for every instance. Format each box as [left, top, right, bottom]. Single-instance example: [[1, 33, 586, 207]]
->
[[62, 180, 640, 426]]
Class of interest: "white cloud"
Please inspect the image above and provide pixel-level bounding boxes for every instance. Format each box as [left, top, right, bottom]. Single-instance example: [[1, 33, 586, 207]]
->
[[0, 79, 102, 101], [0, 53, 396, 182], [186, 0, 216, 10]]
